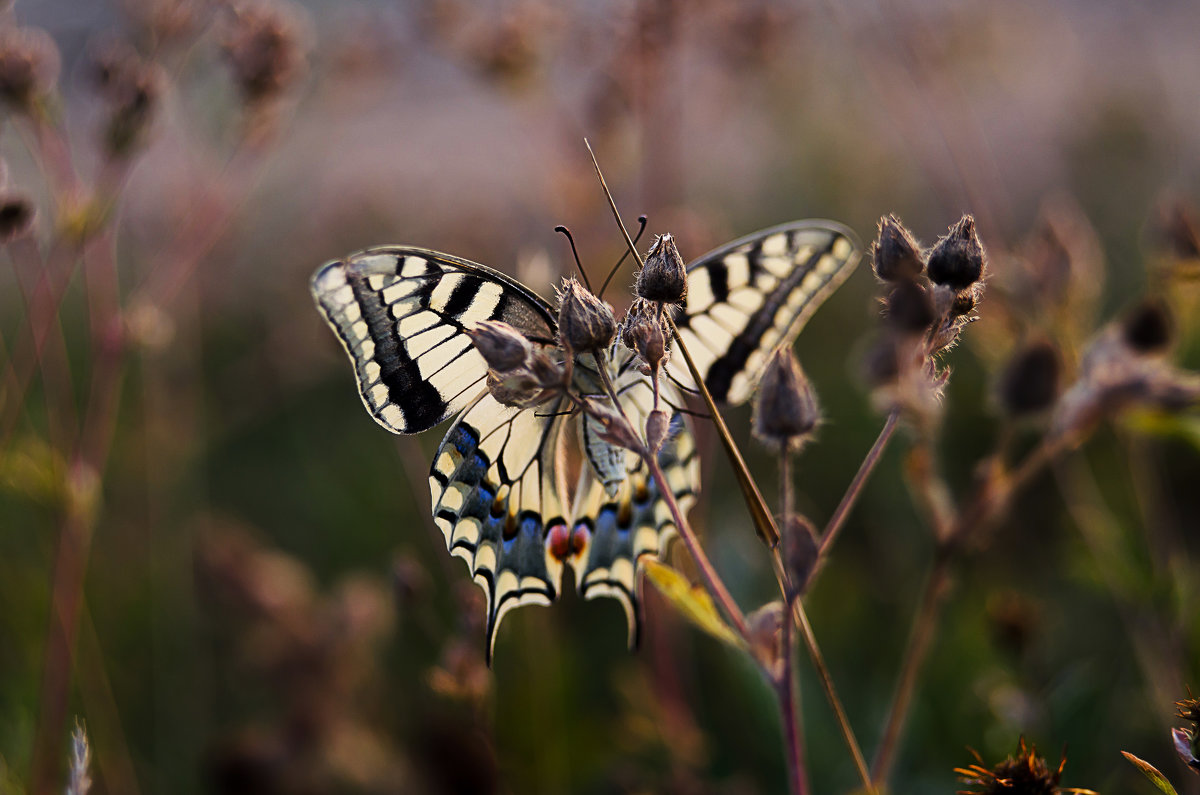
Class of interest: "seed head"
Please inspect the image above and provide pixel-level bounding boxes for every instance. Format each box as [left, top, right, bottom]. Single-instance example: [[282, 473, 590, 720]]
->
[[469, 320, 531, 372], [927, 214, 986, 290], [0, 27, 60, 110], [782, 516, 818, 596], [556, 276, 616, 354], [621, 298, 670, 371], [1121, 298, 1173, 354], [636, 233, 688, 304], [884, 280, 935, 334], [0, 191, 35, 243], [753, 348, 820, 451], [222, 2, 306, 103], [91, 44, 166, 158], [996, 340, 1061, 417], [956, 738, 1080, 795], [872, 215, 924, 282]]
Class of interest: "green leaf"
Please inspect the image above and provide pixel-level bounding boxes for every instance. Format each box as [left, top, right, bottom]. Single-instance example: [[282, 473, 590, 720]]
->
[[1123, 410, 1200, 450], [1122, 751, 1179, 795], [643, 560, 745, 650]]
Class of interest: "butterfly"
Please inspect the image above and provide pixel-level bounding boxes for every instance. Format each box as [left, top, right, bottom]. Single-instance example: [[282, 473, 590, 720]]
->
[[311, 220, 860, 661]]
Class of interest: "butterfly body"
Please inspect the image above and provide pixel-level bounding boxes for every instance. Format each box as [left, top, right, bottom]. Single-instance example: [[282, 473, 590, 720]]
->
[[311, 221, 860, 659]]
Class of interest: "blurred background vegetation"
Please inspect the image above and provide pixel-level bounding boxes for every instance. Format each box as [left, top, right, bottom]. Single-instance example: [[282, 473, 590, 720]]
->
[[2, 0, 1199, 793]]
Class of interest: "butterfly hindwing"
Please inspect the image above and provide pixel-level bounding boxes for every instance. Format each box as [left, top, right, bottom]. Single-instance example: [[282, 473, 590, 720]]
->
[[670, 220, 861, 404], [311, 247, 557, 434], [428, 389, 571, 662]]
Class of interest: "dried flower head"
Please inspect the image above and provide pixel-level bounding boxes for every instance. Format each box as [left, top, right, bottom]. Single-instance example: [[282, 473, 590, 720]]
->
[[1121, 298, 1173, 354], [637, 233, 688, 303], [872, 215, 924, 282], [222, 2, 306, 103], [884, 280, 935, 334], [468, 320, 531, 372], [1177, 693, 1200, 725], [782, 515, 818, 596], [0, 191, 35, 243], [0, 27, 59, 111], [621, 297, 670, 372], [746, 601, 784, 679], [956, 738, 1094, 795], [91, 43, 166, 157], [927, 215, 986, 291], [753, 348, 820, 451], [556, 276, 616, 354], [996, 339, 1061, 417]]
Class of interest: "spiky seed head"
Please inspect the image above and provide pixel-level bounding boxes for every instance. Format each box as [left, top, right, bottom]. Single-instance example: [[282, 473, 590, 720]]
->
[[885, 280, 935, 334], [622, 298, 669, 370], [1122, 298, 1173, 354], [637, 233, 687, 303], [997, 340, 1061, 417], [0, 191, 34, 243], [0, 27, 60, 110], [753, 348, 820, 450], [557, 276, 616, 354], [927, 214, 986, 290], [956, 738, 1071, 795], [872, 215, 924, 282], [469, 320, 531, 372]]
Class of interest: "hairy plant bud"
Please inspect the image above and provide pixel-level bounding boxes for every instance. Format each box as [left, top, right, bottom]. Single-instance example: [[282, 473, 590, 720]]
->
[[753, 348, 820, 450], [746, 601, 784, 679], [622, 298, 669, 370], [0, 27, 60, 110], [469, 320, 531, 372], [884, 280, 935, 334], [996, 339, 1060, 417], [1121, 298, 1173, 354], [0, 191, 35, 243], [91, 44, 166, 158], [557, 276, 616, 354], [783, 516, 818, 596], [636, 233, 687, 303], [872, 215, 924, 282], [927, 215, 986, 290], [645, 409, 670, 452], [222, 2, 306, 103]]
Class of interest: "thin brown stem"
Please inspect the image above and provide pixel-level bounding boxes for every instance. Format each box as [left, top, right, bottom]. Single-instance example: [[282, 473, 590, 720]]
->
[[791, 599, 878, 795], [778, 599, 808, 795]]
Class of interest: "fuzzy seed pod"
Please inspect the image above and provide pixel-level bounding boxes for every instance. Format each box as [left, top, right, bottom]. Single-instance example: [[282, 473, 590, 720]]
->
[[1122, 298, 1173, 354], [0, 27, 60, 110], [621, 298, 669, 370], [872, 215, 924, 282], [0, 191, 35, 243], [927, 215, 986, 290], [222, 2, 306, 103], [753, 348, 820, 450], [884, 280, 935, 334], [996, 340, 1060, 417], [782, 516, 818, 596], [469, 320, 531, 372], [636, 233, 687, 303], [557, 277, 616, 354]]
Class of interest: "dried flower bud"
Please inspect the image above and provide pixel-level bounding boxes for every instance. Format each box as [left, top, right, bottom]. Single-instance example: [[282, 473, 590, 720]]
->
[[996, 339, 1060, 417], [0, 191, 35, 243], [927, 215, 986, 290], [753, 348, 820, 450], [884, 280, 935, 334], [782, 516, 818, 596], [1177, 695, 1200, 725], [621, 298, 669, 370], [872, 215, 924, 282], [528, 349, 564, 388], [645, 409, 670, 452], [91, 44, 166, 157], [469, 320, 531, 372], [956, 739, 1078, 795], [746, 601, 784, 679], [863, 336, 901, 388], [1121, 298, 1173, 354], [556, 276, 616, 354], [222, 2, 306, 103], [583, 397, 644, 453], [636, 233, 688, 303], [0, 27, 60, 110]]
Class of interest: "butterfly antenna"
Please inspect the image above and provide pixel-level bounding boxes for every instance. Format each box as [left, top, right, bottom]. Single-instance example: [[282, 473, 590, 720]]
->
[[598, 214, 647, 299], [585, 138, 645, 271], [554, 225, 593, 292]]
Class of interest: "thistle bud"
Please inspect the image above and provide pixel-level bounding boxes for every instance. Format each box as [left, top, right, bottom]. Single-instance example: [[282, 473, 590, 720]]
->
[[621, 298, 669, 370], [556, 276, 616, 354], [884, 280, 935, 334], [927, 215, 986, 290], [996, 339, 1060, 417], [872, 215, 924, 282], [0, 191, 35, 243], [753, 348, 820, 450], [469, 320, 531, 372], [636, 233, 687, 303], [0, 27, 60, 111], [1121, 298, 1172, 354]]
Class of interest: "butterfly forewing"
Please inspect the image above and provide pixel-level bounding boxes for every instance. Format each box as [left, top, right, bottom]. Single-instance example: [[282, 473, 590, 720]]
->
[[311, 247, 557, 434], [670, 221, 861, 404], [428, 389, 571, 662]]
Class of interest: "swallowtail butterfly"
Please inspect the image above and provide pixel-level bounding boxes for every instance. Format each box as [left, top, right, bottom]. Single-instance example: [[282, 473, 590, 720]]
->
[[311, 221, 860, 660]]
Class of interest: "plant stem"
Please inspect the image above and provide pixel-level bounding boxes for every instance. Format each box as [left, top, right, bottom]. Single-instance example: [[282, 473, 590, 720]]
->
[[778, 599, 808, 795]]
